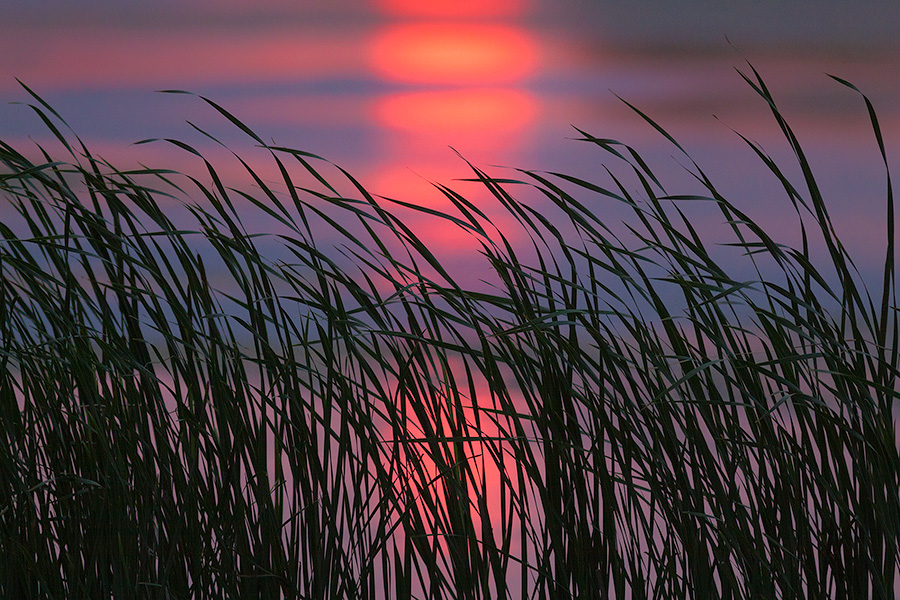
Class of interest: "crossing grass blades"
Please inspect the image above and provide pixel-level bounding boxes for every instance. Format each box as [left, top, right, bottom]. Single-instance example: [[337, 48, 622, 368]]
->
[[1, 67, 898, 598]]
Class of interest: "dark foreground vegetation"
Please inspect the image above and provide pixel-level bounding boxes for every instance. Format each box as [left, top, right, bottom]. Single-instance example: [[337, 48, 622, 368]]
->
[[1, 68, 898, 599]]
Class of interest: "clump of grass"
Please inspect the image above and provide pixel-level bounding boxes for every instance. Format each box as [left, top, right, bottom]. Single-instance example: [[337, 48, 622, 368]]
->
[[1, 68, 898, 599]]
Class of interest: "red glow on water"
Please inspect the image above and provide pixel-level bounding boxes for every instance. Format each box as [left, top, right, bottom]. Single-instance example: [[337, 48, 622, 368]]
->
[[376, 0, 527, 18], [374, 88, 537, 138], [369, 23, 537, 85], [377, 366, 527, 558], [366, 163, 527, 253], [370, 166, 458, 207], [0, 28, 367, 91]]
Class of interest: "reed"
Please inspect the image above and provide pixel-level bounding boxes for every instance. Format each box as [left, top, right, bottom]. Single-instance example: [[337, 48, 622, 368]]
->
[[1, 67, 898, 599]]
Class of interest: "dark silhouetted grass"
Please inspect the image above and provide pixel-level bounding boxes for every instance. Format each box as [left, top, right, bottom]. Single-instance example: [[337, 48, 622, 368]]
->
[[1, 68, 898, 599]]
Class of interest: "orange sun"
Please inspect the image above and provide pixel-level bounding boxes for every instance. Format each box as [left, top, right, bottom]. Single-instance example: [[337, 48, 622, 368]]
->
[[369, 23, 537, 85], [375, 0, 528, 18]]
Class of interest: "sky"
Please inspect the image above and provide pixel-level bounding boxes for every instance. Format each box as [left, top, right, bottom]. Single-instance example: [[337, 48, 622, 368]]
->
[[1, 0, 899, 275]]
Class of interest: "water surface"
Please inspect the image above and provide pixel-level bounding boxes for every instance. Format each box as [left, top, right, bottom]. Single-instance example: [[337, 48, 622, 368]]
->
[[2, 0, 899, 278]]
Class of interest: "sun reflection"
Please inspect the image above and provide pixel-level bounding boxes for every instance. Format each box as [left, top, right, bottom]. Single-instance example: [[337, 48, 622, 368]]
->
[[369, 166, 458, 208], [374, 88, 537, 139], [366, 164, 526, 253], [378, 363, 527, 554], [369, 23, 537, 85]]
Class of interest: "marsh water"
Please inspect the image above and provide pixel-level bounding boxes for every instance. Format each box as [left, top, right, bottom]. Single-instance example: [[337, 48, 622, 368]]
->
[[3, 3, 900, 597], [2, 1, 900, 286]]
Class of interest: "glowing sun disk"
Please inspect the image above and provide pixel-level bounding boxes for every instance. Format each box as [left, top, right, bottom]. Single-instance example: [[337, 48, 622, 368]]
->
[[369, 23, 536, 85], [376, 0, 527, 18]]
